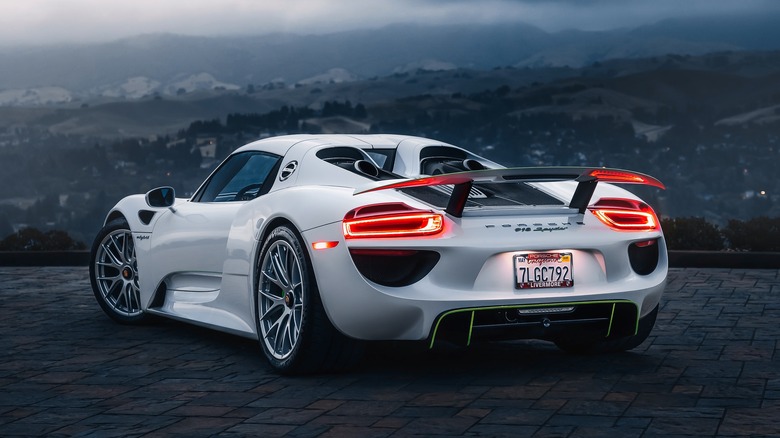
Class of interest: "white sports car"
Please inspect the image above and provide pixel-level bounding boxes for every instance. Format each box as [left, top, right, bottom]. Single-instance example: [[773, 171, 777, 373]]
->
[[90, 134, 667, 373]]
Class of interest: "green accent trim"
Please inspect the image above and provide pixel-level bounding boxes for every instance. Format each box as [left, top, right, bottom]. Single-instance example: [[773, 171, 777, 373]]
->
[[606, 303, 616, 337], [634, 310, 641, 335], [466, 311, 475, 346], [428, 299, 639, 349]]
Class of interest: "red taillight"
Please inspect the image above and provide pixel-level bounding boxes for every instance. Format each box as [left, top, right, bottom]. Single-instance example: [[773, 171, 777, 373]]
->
[[343, 203, 444, 239], [588, 169, 665, 189], [589, 198, 659, 231]]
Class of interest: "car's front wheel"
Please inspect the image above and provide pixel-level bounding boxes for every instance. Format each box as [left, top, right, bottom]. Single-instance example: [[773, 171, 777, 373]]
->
[[89, 218, 147, 324], [256, 225, 361, 374]]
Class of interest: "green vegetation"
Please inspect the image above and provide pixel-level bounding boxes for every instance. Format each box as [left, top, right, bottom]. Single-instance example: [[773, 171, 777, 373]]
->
[[723, 217, 780, 252], [0, 228, 85, 251], [661, 217, 725, 250], [662, 216, 780, 251]]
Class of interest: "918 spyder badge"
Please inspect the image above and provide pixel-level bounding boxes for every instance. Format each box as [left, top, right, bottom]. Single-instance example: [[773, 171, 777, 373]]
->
[[515, 252, 574, 289]]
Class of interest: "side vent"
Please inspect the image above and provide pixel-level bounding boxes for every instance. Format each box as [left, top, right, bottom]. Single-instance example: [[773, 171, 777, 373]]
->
[[138, 210, 156, 225], [349, 249, 440, 287], [279, 160, 298, 181], [628, 239, 660, 275]]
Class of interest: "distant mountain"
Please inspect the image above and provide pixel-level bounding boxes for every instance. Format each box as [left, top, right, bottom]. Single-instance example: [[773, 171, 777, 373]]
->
[[2, 49, 778, 138], [0, 87, 73, 106], [1, 13, 780, 105], [296, 68, 360, 86]]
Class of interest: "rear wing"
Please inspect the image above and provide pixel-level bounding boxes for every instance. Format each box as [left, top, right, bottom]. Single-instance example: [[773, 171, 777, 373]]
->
[[354, 167, 664, 217]]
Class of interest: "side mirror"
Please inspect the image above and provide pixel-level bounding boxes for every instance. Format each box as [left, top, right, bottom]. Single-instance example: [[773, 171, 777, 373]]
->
[[145, 186, 175, 208]]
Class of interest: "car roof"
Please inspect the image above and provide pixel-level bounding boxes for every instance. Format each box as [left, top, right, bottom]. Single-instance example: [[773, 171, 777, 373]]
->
[[232, 134, 453, 156]]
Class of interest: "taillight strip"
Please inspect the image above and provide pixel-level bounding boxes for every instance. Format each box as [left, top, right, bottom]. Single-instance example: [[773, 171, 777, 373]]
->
[[589, 198, 660, 232], [343, 209, 444, 239], [587, 169, 665, 189]]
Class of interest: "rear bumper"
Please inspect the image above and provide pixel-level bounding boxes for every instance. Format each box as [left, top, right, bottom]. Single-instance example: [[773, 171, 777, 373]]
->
[[430, 300, 639, 348], [304, 221, 668, 342]]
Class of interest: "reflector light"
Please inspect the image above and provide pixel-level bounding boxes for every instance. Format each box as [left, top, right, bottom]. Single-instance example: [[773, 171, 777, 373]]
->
[[312, 241, 339, 250], [343, 206, 444, 239], [589, 198, 659, 232], [589, 169, 665, 189]]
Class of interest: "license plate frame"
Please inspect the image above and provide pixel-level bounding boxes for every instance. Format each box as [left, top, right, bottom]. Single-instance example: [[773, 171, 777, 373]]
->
[[514, 252, 574, 289]]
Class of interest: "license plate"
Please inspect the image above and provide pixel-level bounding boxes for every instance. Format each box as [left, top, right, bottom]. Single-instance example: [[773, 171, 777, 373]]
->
[[515, 252, 573, 289]]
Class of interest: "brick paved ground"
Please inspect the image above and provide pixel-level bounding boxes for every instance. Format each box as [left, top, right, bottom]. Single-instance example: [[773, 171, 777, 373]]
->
[[0, 267, 778, 437]]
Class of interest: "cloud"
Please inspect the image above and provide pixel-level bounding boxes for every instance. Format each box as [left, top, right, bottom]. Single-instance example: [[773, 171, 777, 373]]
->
[[0, 0, 778, 47]]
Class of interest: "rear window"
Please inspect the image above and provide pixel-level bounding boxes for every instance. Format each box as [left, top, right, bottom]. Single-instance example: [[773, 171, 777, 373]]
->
[[316, 146, 398, 181], [401, 182, 564, 210]]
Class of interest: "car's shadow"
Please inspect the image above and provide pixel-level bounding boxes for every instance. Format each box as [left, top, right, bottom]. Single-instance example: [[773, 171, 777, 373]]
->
[[126, 315, 662, 380], [361, 339, 662, 377]]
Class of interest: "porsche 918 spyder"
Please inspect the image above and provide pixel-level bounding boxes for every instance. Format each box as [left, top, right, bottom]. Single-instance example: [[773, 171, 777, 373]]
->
[[89, 134, 667, 373]]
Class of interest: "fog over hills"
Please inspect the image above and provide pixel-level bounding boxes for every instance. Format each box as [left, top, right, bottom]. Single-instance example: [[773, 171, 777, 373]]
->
[[1, 13, 779, 105]]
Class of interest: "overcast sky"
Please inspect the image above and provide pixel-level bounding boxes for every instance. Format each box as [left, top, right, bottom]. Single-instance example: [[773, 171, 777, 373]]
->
[[1, 0, 778, 46]]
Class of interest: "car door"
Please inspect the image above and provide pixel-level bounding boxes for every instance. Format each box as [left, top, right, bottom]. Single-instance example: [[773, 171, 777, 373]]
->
[[148, 151, 281, 280]]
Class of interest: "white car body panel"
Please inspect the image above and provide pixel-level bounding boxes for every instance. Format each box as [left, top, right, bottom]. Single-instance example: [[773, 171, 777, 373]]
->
[[98, 134, 667, 346]]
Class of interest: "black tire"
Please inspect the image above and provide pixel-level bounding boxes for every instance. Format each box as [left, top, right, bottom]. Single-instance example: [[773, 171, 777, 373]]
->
[[555, 304, 658, 354], [255, 225, 362, 374], [89, 218, 147, 324]]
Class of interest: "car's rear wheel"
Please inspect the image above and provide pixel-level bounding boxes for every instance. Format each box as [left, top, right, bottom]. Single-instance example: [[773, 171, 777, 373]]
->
[[554, 304, 658, 354], [90, 218, 147, 324], [256, 225, 361, 374]]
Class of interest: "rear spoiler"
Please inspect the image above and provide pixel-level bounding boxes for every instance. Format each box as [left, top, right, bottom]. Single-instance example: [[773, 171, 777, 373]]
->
[[354, 167, 664, 218]]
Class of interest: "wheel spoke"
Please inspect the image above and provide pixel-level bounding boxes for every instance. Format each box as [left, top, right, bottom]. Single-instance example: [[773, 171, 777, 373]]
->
[[274, 313, 289, 354], [109, 234, 128, 264], [263, 320, 277, 340], [271, 248, 290, 289], [259, 301, 284, 321], [101, 242, 123, 267], [127, 284, 140, 312], [259, 282, 285, 304], [124, 239, 134, 265], [106, 279, 122, 309], [266, 311, 285, 353], [261, 269, 286, 292], [100, 278, 118, 294], [263, 305, 286, 336], [121, 283, 132, 310], [286, 311, 297, 347]]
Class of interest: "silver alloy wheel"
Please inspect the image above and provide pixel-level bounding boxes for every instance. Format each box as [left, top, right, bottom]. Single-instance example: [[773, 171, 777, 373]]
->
[[93, 229, 142, 317], [258, 240, 304, 360]]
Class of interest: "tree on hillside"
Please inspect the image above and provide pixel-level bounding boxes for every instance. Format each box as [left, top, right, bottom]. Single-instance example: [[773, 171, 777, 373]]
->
[[0, 228, 85, 251]]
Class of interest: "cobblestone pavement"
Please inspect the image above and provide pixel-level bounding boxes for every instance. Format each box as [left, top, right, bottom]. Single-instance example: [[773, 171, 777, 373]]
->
[[0, 267, 778, 437]]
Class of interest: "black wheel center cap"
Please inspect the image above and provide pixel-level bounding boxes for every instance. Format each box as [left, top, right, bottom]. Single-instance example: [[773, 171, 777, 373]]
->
[[284, 293, 293, 308], [122, 267, 133, 280]]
